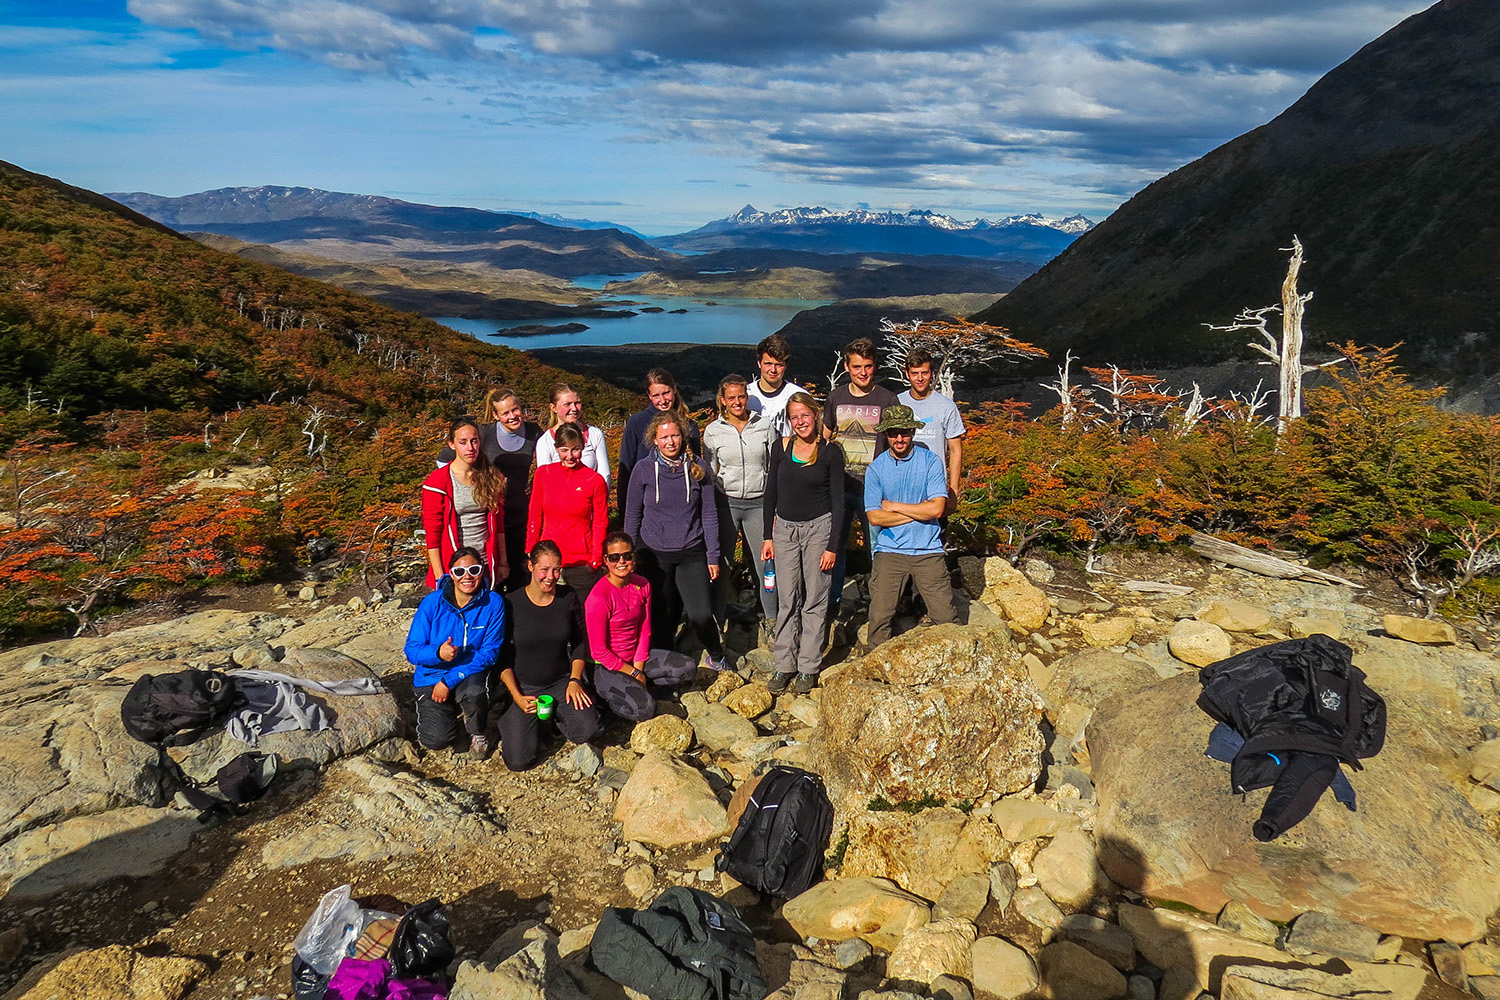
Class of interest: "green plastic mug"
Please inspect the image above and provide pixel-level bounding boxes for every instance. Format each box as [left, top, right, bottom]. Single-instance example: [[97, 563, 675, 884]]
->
[[535, 694, 555, 721]]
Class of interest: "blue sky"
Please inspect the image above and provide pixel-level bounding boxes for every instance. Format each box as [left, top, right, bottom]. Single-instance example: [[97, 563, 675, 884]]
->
[[1, 0, 1432, 234]]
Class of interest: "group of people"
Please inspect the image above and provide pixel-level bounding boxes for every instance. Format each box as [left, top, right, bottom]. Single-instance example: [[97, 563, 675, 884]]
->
[[405, 333, 967, 766]]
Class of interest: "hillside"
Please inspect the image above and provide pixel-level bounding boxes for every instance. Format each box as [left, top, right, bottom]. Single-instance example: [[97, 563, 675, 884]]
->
[[110, 185, 679, 280], [974, 0, 1500, 377]]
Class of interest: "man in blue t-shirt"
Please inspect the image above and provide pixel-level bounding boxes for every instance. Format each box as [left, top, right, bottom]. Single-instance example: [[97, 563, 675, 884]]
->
[[863, 405, 959, 648]]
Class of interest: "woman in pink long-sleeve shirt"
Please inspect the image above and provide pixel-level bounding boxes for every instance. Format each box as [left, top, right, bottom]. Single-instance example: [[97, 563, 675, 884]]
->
[[585, 531, 696, 721]]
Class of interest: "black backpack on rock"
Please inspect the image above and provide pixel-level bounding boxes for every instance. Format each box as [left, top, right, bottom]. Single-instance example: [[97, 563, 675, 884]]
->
[[590, 887, 766, 1000], [716, 765, 833, 900], [120, 669, 238, 746]]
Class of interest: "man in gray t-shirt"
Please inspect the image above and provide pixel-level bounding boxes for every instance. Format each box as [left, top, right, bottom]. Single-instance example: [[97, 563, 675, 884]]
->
[[896, 349, 965, 513]]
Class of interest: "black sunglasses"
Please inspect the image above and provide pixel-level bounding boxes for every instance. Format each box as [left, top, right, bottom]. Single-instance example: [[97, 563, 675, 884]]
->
[[604, 551, 636, 563]]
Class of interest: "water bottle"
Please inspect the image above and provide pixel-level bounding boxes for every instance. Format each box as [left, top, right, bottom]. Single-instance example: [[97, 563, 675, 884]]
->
[[762, 559, 776, 592]]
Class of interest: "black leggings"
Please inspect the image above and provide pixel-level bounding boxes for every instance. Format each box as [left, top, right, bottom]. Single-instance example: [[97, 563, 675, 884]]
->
[[497, 675, 599, 771], [639, 545, 722, 658]]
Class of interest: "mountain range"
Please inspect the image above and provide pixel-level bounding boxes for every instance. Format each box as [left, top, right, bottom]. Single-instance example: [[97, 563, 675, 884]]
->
[[975, 0, 1500, 379], [655, 205, 1093, 261], [109, 186, 676, 279]]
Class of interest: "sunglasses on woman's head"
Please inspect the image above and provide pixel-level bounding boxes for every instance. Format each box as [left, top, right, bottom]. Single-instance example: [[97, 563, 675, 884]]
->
[[604, 551, 636, 564], [450, 565, 484, 578]]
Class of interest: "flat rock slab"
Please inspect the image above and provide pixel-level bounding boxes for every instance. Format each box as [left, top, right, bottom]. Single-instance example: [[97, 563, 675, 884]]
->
[[0, 806, 202, 898], [1091, 673, 1500, 942]]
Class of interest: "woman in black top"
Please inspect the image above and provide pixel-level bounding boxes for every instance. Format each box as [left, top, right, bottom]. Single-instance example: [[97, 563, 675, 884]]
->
[[438, 387, 543, 592], [760, 392, 845, 692], [498, 540, 598, 771]]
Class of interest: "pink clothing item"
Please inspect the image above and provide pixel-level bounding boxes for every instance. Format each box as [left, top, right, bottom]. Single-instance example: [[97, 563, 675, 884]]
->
[[324, 958, 447, 1000], [586, 574, 652, 671]]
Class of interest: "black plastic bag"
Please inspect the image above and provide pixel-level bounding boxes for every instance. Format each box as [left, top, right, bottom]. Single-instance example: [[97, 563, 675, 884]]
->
[[388, 898, 454, 979], [290, 955, 330, 1000]]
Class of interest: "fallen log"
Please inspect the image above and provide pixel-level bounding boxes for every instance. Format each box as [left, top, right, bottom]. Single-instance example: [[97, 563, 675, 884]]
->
[[1189, 531, 1362, 588], [1121, 580, 1195, 596]]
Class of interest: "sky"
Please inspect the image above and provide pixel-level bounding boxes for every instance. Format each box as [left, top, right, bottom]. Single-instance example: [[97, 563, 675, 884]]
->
[[1, 0, 1433, 235]]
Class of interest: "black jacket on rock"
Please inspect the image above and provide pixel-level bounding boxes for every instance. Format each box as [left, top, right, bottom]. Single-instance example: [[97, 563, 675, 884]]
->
[[1197, 634, 1387, 841]]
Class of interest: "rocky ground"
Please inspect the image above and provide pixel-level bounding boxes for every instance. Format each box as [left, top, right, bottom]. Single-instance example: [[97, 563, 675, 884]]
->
[[0, 549, 1498, 1000]]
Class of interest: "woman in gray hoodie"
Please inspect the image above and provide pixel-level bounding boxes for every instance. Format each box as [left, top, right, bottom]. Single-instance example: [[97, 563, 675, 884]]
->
[[623, 412, 728, 671]]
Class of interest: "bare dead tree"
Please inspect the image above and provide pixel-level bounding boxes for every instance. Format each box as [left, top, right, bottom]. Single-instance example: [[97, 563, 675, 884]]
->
[[1204, 237, 1333, 434], [879, 317, 1046, 398], [826, 349, 847, 397], [1039, 351, 1088, 426]]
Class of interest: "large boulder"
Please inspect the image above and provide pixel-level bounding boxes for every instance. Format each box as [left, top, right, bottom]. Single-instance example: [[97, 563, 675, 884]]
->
[[839, 807, 1009, 900], [614, 751, 728, 848], [1090, 672, 1500, 942], [958, 558, 1050, 632], [814, 626, 1044, 811], [887, 917, 977, 985], [781, 876, 932, 951], [260, 757, 505, 869], [1042, 651, 1159, 720], [1, 944, 208, 1000]]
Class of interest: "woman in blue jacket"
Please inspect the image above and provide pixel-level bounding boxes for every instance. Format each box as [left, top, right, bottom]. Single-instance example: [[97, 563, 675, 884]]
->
[[404, 546, 507, 757]]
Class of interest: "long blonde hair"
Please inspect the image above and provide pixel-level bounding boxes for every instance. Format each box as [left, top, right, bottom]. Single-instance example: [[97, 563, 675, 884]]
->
[[482, 386, 519, 423], [447, 416, 506, 508], [645, 411, 705, 482], [785, 391, 821, 463]]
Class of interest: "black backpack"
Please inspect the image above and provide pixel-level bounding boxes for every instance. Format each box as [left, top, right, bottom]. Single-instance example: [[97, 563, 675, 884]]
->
[[120, 669, 238, 746], [590, 888, 766, 1000], [716, 765, 833, 899]]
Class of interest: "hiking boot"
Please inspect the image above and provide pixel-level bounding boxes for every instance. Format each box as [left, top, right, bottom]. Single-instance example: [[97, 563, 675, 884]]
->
[[792, 673, 818, 695], [768, 672, 795, 693], [469, 735, 493, 760]]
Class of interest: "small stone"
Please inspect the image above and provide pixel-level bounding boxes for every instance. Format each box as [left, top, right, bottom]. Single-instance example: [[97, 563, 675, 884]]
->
[[991, 799, 1080, 842], [1060, 914, 1135, 971], [1024, 559, 1056, 584], [935, 873, 992, 922], [1127, 974, 1156, 1000], [298, 586, 317, 601], [571, 744, 602, 777], [723, 682, 774, 719], [629, 715, 695, 755], [1038, 940, 1128, 1000], [1011, 886, 1064, 940], [788, 698, 822, 728], [1285, 912, 1381, 963], [1167, 619, 1231, 667], [1471, 977, 1500, 1000], [1373, 935, 1404, 963], [1466, 943, 1500, 977], [1382, 614, 1456, 645], [1216, 901, 1279, 945], [1081, 617, 1137, 648], [1431, 942, 1468, 989], [706, 671, 745, 702], [1288, 617, 1342, 640], [346, 596, 367, 612], [1033, 830, 1102, 908], [989, 863, 1018, 914], [970, 936, 1039, 1000], [273, 583, 287, 596], [932, 974, 974, 1000], [887, 917, 977, 985], [833, 938, 873, 970], [623, 864, 655, 899], [1194, 600, 1271, 633], [0, 927, 28, 968]]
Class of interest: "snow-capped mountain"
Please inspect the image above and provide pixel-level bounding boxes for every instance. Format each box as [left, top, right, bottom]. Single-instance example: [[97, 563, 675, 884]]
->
[[707, 205, 1093, 235], [654, 205, 1095, 263]]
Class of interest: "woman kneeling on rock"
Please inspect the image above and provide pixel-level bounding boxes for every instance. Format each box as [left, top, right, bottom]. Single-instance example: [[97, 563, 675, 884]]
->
[[497, 540, 599, 771], [586, 531, 699, 722], [404, 547, 506, 757]]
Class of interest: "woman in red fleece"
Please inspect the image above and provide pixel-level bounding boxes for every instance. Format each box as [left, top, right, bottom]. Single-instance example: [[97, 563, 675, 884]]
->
[[525, 422, 608, 596], [422, 417, 508, 589]]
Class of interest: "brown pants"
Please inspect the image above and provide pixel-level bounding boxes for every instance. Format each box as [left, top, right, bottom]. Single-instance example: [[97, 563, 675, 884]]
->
[[866, 551, 958, 648]]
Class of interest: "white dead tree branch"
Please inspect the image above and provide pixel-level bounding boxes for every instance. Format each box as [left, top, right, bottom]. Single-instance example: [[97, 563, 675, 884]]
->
[[1039, 351, 1088, 426], [826, 350, 847, 397], [1204, 236, 1333, 435], [879, 317, 1046, 399]]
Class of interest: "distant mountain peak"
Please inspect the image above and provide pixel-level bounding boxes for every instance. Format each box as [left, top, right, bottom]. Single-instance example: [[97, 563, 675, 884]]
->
[[695, 205, 1094, 235]]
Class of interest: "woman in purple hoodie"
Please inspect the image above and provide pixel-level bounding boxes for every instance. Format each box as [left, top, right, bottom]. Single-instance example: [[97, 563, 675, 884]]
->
[[623, 412, 728, 671]]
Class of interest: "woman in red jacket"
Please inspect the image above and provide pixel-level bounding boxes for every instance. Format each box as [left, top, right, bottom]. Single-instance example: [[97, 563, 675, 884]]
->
[[525, 422, 608, 596], [422, 417, 508, 588]]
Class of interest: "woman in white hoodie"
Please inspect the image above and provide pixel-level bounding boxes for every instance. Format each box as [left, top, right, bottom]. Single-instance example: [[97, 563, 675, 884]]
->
[[702, 374, 777, 634]]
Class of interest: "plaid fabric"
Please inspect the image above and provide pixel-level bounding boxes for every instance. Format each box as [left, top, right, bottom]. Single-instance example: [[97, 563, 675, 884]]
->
[[352, 917, 400, 961]]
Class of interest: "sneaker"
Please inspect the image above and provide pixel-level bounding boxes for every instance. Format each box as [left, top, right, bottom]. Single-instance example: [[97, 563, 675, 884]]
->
[[469, 735, 492, 760], [705, 652, 732, 673], [768, 672, 795, 693], [792, 673, 818, 695]]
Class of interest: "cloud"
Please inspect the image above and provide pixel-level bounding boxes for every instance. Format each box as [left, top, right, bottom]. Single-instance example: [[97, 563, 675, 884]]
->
[[115, 0, 1433, 205]]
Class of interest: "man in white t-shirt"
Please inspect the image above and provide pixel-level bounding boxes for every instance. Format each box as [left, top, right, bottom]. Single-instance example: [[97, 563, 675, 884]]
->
[[746, 333, 798, 437], [897, 349, 965, 513]]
